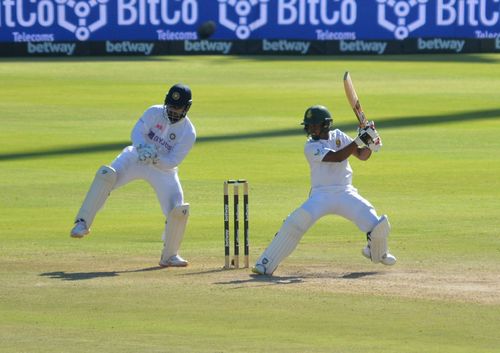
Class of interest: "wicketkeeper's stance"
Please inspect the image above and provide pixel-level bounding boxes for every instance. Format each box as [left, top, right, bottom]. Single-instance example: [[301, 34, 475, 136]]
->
[[253, 105, 396, 275], [70, 83, 196, 267]]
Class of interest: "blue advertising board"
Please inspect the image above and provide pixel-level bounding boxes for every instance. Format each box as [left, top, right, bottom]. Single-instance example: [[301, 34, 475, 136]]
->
[[1, 0, 499, 43]]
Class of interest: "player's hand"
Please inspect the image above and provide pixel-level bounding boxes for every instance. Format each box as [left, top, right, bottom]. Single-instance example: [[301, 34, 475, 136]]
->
[[354, 125, 374, 147], [357, 121, 378, 142], [368, 138, 382, 152], [362, 121, 382, 152], [355, 121, 382, 151], [136, 144, 158, 164]]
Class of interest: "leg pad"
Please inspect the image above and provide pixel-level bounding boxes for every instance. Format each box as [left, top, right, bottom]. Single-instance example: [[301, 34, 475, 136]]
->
[[74, 165, 116, 227], [160, 204, 190, 265], [368, 215, 390, 263], [254, 208, 313, 275]]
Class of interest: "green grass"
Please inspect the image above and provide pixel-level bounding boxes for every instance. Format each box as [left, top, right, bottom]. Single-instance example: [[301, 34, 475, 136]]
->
[[1, 54, 500, 353]]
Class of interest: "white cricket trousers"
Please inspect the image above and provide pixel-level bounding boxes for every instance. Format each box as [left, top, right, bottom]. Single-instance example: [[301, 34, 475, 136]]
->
[[110, 146, 184, 217], [300, 186, 380, 233]]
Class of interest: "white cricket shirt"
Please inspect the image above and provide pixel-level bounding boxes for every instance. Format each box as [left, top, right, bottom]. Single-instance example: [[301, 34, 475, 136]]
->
[[304, 129, 354, 190], [131, 105, 196, 171]]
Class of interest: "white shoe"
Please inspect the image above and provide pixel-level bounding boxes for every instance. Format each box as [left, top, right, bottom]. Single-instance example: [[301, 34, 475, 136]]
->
[[71, 219, 89, 238], [159, 255, 188, 268], [381, 253, 397, 266], [252, 263, 270, 275], [362, 246, 397, 266]]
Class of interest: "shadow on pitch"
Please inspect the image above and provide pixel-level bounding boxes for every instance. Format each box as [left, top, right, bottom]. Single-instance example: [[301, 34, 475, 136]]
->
[[215, 274, 305, 287], [40, 266, 163, 281], [213, 270, 380, 287], [341, 271, 379, 279], [2, 108, 499, 161], [180, 267, 304, 286]]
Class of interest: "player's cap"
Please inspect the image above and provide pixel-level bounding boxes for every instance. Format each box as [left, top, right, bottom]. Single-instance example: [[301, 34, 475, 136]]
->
[[165, 84, 192, 107], [302, 105, 332, 125]]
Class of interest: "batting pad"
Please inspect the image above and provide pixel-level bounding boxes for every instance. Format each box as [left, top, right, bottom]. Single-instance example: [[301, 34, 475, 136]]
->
[[160, 204, 190, 262], [75, 165, 117, 226], [368, 215, 390, 263], [255, 207, 313, 275]]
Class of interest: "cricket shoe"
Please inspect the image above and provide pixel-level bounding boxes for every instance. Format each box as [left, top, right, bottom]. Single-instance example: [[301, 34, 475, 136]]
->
[[159, 255, 188, 268], [362, 246, 397, 266], [251, 263, 269, 276], [71, 219, 89, 238]]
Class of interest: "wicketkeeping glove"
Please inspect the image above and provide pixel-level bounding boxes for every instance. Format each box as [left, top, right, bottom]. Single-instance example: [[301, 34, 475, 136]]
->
[[136, 144, 159, 164]]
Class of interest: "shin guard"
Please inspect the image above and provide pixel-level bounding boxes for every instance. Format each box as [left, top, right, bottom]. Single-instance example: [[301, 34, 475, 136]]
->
[[255, 208, 313, 275], [367, 215, 390, 263], [74, 166, 117, 227], [160, 204, 190, 263]]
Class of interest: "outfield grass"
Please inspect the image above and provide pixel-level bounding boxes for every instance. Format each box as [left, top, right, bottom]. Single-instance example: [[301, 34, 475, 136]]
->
[[1, 54, 500, 353]]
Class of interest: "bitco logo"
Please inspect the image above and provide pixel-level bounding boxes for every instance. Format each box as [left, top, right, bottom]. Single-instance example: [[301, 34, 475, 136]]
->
[[0, 0, 109, 41], [218, 0, 270, 39], [218, 0, 357, 39], [57, 0, 108, 41], [0, 0, 198, 41], [378, 0, 500, 40], [377, 0, 428, 40]]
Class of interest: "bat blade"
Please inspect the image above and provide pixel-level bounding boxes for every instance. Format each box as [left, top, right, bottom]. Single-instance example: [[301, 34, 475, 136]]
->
[[343, 71, 368, 128]]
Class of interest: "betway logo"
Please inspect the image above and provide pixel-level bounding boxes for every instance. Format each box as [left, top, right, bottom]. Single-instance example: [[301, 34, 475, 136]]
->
[[263, 39, 311, 54], [340, 40, 387, 54], [418, 38, 465, 52], [184, 40, 232, 54], [27, 42, 75, 55], [106, 41, 154, 55]]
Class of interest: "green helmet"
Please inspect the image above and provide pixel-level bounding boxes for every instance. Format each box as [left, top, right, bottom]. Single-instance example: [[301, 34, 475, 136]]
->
[[301, 105, 333, 140]]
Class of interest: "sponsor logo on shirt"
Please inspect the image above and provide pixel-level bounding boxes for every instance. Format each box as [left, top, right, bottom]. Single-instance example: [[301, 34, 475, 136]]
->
[[148, 130, 173, 151]]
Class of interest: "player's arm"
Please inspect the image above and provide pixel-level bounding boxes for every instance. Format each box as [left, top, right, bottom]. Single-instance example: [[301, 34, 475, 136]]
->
[[353, 146, 372, 161], [131, 107, 158, 145], [321, 142, 359, 162], [131, 110, 160, 164], [320, 128, 372, 162], [131, 118, 148, 145]]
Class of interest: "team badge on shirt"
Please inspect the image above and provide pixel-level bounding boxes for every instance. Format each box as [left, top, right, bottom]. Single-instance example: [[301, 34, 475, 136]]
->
[[336, 139, 341, 148], [170, 133, 176, 140]]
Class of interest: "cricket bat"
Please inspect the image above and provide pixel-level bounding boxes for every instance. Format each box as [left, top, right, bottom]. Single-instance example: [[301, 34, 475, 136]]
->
[[343, 71, 368, 128]]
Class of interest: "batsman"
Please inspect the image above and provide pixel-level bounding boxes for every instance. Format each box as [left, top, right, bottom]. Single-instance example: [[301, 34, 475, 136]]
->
[[253, 104, 396, 275], [70, 83, 196, 268]]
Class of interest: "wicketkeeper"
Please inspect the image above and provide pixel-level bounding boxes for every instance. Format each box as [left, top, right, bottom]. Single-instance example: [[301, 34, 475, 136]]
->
[[70, 83, 196, 267], [253, 105, 396, 275]]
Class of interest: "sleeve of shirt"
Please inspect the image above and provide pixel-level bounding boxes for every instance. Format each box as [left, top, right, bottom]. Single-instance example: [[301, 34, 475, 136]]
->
[[156, 127, 196, 170], [330, 129, 355, 151], [339, 130, 354, 144], [130, 118, 148, 146], [304, 141, 333, 163], [131, 108, 156, 146]]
